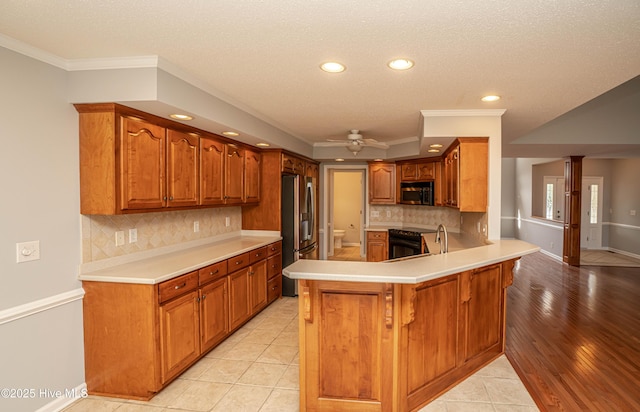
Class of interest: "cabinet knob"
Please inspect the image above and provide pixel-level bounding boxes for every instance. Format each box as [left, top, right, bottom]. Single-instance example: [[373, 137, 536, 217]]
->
[[169, 196, 174, 200], [201, 294, 206, 300]]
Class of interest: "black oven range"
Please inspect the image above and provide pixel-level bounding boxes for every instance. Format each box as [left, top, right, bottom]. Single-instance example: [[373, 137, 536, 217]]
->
[[388, 228, 435, 260]]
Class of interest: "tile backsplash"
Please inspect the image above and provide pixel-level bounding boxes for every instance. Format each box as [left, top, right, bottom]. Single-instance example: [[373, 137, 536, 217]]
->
[[369, 205, 461, 230], [81, 207, 242, 263]]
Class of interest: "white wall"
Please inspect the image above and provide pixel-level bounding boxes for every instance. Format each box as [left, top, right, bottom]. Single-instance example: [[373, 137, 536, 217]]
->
[[0, 47, 85, 411]]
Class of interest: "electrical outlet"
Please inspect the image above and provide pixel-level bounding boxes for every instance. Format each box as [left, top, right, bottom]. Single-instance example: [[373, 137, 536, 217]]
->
[[550, 242, 554, 249], [129, 228, 137, 243], [371, 211, 380, 218], [194, 221, 200, 232], [115, 231, 125, 246], [16, 240, 40, 263], [225, 217, 230, 227], [631, 210, 637, 216], [386, 211, 391, 218]]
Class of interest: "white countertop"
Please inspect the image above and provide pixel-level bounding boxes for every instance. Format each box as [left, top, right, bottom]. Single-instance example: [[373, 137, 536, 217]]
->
[[79, 235, 282, 284], [283, 239, 539, 284]]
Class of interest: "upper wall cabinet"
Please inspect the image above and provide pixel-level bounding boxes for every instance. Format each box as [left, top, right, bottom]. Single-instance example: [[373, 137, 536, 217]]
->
[[76, 103, 260, 214], [443, 137, 488, 212], [368, 162, 396, 204], [399, 161, 435, 182]]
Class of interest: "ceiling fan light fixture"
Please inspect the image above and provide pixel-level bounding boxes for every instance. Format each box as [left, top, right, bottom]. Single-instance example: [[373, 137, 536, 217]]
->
[[388, 58, 414, 70], [346, 142, 363, 155], [320, 62, 346, 73]]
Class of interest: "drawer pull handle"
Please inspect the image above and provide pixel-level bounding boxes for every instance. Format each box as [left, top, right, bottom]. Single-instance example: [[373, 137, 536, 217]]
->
[[210, 269, 219, 275], [174, 282, 187, 290], [236, 260, 242, 265]]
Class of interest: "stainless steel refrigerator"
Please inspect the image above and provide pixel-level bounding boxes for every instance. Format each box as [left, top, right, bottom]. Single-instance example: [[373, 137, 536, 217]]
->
[[281, 174, 317, 296]]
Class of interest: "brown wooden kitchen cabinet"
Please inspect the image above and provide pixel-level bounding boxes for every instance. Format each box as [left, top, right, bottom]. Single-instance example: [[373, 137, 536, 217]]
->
[[366, 231, 388, 262], [282, 152, 306, 174], [82, 242, 279, 400], [75, 103, 262, 214], [166, 129, 200, 208], [266, 241, 283, 303], [368, 162, 396, 204], [297, 258, 517, 411], [224, 144, 245, 204], [120, 116, 166, 210], [159, 288, 200, 383], [244, 148, 261, 203], [200, 136, 226, 205], [399, 161, 435, 182], [443, 138, 488, 212]]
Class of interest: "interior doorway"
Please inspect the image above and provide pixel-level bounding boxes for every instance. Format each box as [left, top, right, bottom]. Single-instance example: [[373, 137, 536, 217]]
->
[[326, 167, 366, 259], [581, 176, 603, 249]]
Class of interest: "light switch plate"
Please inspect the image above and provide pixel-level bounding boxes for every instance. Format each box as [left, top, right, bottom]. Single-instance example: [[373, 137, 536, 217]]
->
[[16, 240, 40, 263], [115, 231, 125, 246], [194, 221, 200, 232], [129, 228, 137, 243]]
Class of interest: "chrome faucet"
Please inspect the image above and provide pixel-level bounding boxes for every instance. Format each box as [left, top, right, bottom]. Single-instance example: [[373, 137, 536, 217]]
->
[[435, 224, 448, 254]]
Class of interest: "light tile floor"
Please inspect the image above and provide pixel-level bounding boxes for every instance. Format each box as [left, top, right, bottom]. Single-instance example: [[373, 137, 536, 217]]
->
[[63, 297, 538, 412], [328, 246, 366, 261]]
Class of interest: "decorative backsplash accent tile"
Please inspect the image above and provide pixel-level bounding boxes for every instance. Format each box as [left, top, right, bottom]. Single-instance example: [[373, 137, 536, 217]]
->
[[369, 205, 461, 230], [81, 207, 242, 263]]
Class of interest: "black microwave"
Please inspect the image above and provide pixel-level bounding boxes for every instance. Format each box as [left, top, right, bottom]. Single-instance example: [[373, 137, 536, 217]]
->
[[399, 181, 434, 205]]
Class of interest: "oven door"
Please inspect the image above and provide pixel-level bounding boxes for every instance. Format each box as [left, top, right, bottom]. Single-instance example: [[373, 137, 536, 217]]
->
[[388, 237, 422, 259]]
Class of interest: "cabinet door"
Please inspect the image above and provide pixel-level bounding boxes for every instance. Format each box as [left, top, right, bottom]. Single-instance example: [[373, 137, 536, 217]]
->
[[401, 163, 418, 181], [366, 232, 388, 262], [305, 162, 319, 178], [225, 144, 244, 203], [200, 277, 229, 353], [417, 162, 435, 180], [121, 117, 166, 210], [249, 260, 268, 314], [166, 130, 199, 208], [369, 163, 395, 204], [159, 291, 200, 383], [244, 149, 261, 203], [300, 280, 394, 411], [462, 264, 503, 362], [200, 136, 226, 205], [228, 268, 251, 330]]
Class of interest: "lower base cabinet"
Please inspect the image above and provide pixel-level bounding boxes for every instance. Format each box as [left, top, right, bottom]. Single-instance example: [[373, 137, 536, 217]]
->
[[159, 290, 200, 383], [298, 258, 517, 411], [82, 241, 282, 400]]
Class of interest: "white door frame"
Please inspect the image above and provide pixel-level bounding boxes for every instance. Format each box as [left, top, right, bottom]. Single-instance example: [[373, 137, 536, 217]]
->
[[322, 164, 367, 259]]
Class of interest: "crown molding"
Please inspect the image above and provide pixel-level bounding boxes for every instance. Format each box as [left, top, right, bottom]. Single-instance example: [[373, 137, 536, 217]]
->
[[0, 33, 67, 69], [66, 55, 160, 71], [421, 109, 506, 117]]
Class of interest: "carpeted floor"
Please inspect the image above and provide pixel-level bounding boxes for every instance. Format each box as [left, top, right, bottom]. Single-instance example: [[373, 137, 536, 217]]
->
[[580, 249, 640, 267]]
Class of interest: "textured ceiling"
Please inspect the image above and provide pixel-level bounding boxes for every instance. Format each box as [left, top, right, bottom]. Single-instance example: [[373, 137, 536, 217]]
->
[[1, 0, 639, 158]]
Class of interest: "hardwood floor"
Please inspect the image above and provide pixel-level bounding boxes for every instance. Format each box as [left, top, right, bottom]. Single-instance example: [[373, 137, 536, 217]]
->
[[506, 252, 640, 411]]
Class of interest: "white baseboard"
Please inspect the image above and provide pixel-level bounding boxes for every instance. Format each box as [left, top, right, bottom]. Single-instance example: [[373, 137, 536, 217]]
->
[[539, 249, 563, 261], [607, 247, 640, 261], [34, 383, 88, 412]]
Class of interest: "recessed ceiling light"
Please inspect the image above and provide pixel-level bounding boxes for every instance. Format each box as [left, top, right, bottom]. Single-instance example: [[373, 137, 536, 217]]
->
[[429, 144, 443, 148], [428, 149, 440, 153], [222, 131, 239, 137], [320, 62, 346, 73], [388, 59, 414, 70], [170, 113, 193, 121], [374, 158, 384, 162], [335, 158, 345, 162], [481, 95, 501, 102], [256, 142, 270, 147]]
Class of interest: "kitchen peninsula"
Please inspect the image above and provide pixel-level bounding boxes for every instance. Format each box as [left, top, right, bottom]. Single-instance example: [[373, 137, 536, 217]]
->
[[284, 239, 539, 412]]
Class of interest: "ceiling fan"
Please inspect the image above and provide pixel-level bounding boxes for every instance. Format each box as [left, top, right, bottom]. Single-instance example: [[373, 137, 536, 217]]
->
[[319, 130, 390, 155]]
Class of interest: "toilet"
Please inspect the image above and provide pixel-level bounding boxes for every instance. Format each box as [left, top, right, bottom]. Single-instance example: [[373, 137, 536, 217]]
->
[[333, 229, 346, 249]]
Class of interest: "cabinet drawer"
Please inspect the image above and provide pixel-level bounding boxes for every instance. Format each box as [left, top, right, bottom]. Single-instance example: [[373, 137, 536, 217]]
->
[[198, 260, 228, 285], [158, 271, 198, 304], [267, 254, 282, 279], [229, 252, 251, 270], [250, 247, 268, 264], [267, 241, 282, 257], [267, 274, 282, 303], [367, 231, 388, 241]]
